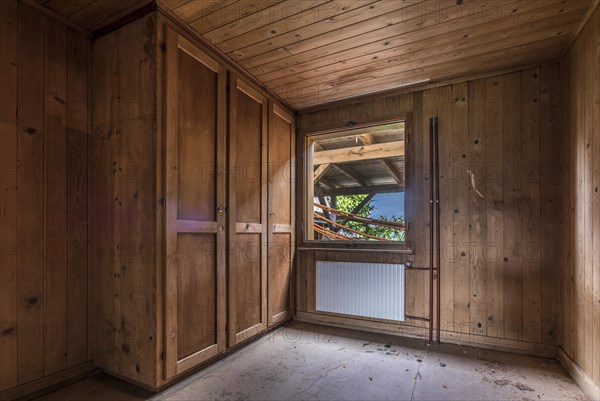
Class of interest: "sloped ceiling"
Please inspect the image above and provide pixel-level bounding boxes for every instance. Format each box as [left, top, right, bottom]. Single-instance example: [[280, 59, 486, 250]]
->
[[35, 0, 595, 109]]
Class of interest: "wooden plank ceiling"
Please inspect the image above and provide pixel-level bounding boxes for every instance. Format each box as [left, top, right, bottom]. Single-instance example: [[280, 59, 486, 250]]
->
[[36, 0, 593, 108], [160, 0, 593, 108], [32, 0, 152, 31]]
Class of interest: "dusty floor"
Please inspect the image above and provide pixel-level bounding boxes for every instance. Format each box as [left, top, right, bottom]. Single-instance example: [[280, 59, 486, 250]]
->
[[36, 321, 588, 401]]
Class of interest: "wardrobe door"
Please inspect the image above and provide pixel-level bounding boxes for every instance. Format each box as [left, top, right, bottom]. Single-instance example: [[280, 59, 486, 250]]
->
[[164, 27, 227, 378], [267, 103, 295, 326], [228, 77, 268, 346]]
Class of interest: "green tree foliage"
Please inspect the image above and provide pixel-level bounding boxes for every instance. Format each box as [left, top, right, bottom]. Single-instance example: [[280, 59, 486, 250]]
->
[[326, 194, 405, 241]]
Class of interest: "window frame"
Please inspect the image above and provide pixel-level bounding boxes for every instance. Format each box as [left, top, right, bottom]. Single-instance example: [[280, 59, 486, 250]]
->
[[298, 113, 413, 253]]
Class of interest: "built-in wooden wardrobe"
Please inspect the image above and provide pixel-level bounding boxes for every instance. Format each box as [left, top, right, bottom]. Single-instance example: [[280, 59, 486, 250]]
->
[[90, 11, 295, 390]]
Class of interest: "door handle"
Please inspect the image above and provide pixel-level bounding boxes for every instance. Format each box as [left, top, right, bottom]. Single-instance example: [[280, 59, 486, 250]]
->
[[217, 206, 226, 213]]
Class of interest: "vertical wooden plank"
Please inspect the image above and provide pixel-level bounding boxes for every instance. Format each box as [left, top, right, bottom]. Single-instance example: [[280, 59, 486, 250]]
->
[[559, 55, 574, 359], [437, 85, 454, 336], [591, 6, 600, 386], [540, 64, 561, 345], [573, 33, 587, 368], [44, 15, 68, 376], [66, 28, 89, 368], [154, 12, 164, 384], [164, 25, 179, 380], [17, 2, 45, 384], [451, 82, 469, 335], [502, 72, 522, 341], [521, 68, 542, 343], [116, 13, 157, 384], [574, 34, 584, 366], [413, 88, 433, 335], [89, 29, 119, 373], [404, 92, 422, 328], [484, 76, 504, 338], [581, 14, 594, 374], [468, 79, 487, 338], [0, 0, 19, 391]]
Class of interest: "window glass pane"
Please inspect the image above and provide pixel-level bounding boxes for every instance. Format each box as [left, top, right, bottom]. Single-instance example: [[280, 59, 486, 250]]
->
[[307, 122, 406, 241]]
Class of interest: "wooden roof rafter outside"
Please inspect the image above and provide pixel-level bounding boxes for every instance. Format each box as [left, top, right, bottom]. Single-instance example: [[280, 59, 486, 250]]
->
[[382, 159, 405, 185], [317, 184, 404, 197], [313, 140, 404, 164]]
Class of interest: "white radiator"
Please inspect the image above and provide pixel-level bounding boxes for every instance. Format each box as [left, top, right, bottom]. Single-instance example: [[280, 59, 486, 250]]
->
[[316, 261, 405, 321]]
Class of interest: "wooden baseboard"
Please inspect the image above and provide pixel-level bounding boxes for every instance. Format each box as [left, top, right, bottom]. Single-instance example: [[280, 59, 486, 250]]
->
[[558, 348, 600, 401], [0, 362, 97, 401], [296, 311, 558, 358]]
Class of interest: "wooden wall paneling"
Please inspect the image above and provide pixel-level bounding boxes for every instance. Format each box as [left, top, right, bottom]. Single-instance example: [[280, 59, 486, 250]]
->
[[43, 15, 69, 376], [559, 55, 573, 360], [408, 89, 430, 335], [0, 0, 19, 391], [165, 27, 227, 378], [267, 103, 295, 326], [451, 83, 470, 335], [501, 72, 523, 341], [297, 65, 563, 352], [483, 76, 504, 339], [521, 68, 542, 343], [574, 30, 585, 373], [115, 13, 158, 385], [539, 64, 561, 345], [467, 79, 487, 338], [591, 6, 600, 386], [228, 76, 268, 345], [582, 14, 595, 378], [436, 86, 454, 337], [570, 30, 584, 369], [560, 5, 600, 394], [164, 21, 179, 381], [403, 93, 420, 328], [154, 11, 165, 384], [66, 27, 89, 368], [90, 26, 119, 375], [17, 2, 45, 384]]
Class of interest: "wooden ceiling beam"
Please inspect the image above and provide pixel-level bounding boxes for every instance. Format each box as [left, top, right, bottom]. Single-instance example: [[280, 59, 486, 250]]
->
[[314, 163, 332, 182], [313, 141, 404, 164], [357, 133, 374, 145], [318, 177, 340, 190], [383, 159, 404, 185], [333, 164, 371, 187], [320, 184, 404, 197]]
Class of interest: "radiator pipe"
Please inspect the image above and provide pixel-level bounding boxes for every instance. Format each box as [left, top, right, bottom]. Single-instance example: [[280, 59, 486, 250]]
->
[[428, 117, 434, 344]]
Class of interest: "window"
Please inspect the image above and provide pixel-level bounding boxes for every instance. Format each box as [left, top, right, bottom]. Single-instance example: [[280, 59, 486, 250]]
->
[[305, 121, 406, 242]]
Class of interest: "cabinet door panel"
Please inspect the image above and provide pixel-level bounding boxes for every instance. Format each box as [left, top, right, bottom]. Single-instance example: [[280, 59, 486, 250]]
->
[[228, 77, 268, 346], [267, 104, 295, 326], [176, 234, 217, 360], [177, 50, 217, 222], [165, 27, 226, 379]]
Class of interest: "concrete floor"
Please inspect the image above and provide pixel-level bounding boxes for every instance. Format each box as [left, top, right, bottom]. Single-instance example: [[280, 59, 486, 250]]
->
[[37, 321, 589, 401]]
